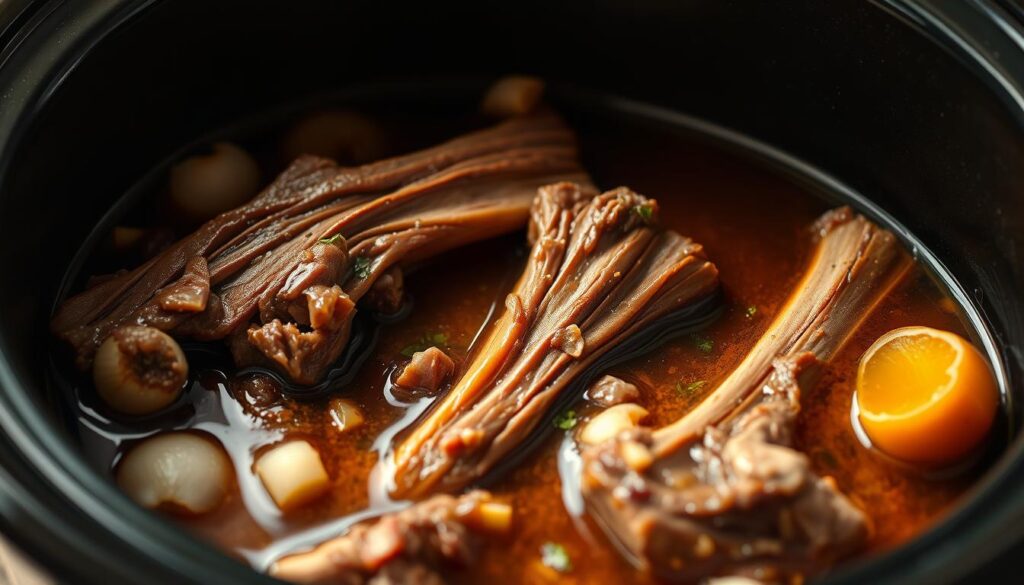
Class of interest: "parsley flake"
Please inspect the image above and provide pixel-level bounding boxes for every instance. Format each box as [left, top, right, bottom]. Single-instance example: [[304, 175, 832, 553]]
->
[[745, 305, 758, 319], [554, 409, 578, 430], [633, 204, 654, 223], [318, 233, 344, 247], [675, 380, 706, 395], [540, 542, 572, 573], [352, 256, 372, 279], [691, 333, 714, 354]]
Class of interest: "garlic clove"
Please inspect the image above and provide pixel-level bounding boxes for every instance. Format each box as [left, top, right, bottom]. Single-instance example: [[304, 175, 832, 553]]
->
[[255, 440, 331, 511], [169, 142, 261, 221], [579, 403, 649, 446], [93, 325, 188, 415], [116, 432, 233, 515]]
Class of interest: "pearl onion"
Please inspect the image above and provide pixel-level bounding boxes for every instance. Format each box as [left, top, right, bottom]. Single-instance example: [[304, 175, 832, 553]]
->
[[93, 326, 187, 415], [116, 432, 233, 515]]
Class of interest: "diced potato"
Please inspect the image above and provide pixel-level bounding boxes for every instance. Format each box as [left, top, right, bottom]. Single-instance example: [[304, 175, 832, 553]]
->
[[255, 440, 331, 511], [116, 432, 232, 515], [475, 501, 513, 534], [579, 403, 649, 446], [481, 75, 545, 117], [327, 398, 365, 433]]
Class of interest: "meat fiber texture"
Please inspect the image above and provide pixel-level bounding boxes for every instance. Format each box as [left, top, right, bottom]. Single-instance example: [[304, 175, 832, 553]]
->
[[389, 182, 720, 499], [52, 112, 589, 384], [580, 208, 912, 583], [271, 491, 502, 585]]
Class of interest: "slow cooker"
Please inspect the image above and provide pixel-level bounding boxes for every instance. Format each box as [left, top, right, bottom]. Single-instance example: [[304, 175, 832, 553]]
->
[[1, 1, 1023, 583]]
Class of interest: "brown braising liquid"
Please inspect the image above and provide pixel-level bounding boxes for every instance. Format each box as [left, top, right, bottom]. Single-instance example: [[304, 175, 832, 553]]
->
[[59, 99, 988, 584]]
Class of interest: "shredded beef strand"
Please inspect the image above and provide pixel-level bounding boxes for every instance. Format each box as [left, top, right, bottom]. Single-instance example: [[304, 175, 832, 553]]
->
[[579, 207, 912, 582], [389, 183, 719, 499], [271, 491, 504, 585], [52, 112, 587, 384]]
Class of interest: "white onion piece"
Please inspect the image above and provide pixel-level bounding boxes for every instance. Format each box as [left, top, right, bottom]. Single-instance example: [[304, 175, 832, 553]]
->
[[255, 440, 330, 511], [116, 432, 233, 515], [169, 142, 260, 220]]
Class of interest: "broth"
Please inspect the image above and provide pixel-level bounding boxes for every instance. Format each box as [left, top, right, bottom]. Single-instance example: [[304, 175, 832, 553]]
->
[[52, 88, 999, 583]]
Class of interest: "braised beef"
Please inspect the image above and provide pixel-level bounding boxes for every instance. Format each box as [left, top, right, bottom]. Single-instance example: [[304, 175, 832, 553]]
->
[[363, 266, 405, 315], [389, 183, 720, 499], [52, 113, 588, 383], [395, 347, 455, 393], [271, 491, 508, 585], [580, 208, 912, 582]]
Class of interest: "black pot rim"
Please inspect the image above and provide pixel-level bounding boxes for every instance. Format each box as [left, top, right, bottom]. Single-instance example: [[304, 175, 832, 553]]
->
[[2, 1, 1024, 583]]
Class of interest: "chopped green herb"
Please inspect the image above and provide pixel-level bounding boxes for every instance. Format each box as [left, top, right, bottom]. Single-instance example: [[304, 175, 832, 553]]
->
[[554, 409, 578, 430], [745, 305, 758, 319], [675, 380, 706, 395], [540, 542, 573, 573], [399, 332, 450, 358], [352, 256, 372, 279], [690, 333, 714, 354], [318, 233, 344, 246], [633, 204, 654, 223]]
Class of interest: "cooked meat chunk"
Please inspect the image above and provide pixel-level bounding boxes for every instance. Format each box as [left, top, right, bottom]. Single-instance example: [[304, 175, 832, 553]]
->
[[52, 113, 589, 383], [580, 208, 912, 583], [271, 491, 511, 585], [154, 256, 210, 314], [584, 356, 869, 584], [257, 240, 349, 327], [241, 293, 356, 384], [364, 266, 405, 314], [389, 183, 720, 499], [395, 347, 455, 393], [586, 375, 640, 407]]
